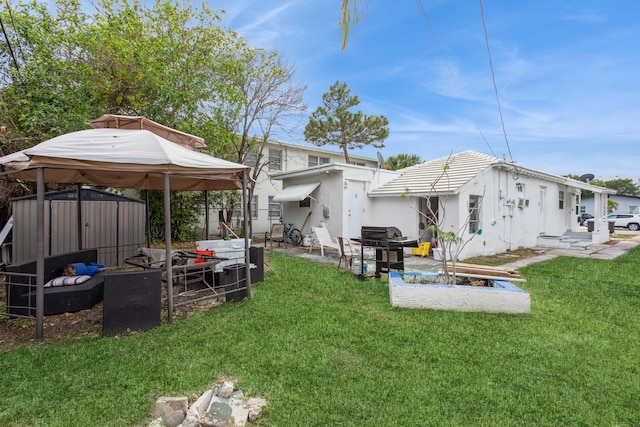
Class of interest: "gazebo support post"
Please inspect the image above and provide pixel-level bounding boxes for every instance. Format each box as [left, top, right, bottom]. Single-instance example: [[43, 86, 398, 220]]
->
[[76, 184, 83, 250], [164, 173, 173, 322], [243, 171, 252, 299], [204, 191, 209, 239], [36, 168, 45, 339]]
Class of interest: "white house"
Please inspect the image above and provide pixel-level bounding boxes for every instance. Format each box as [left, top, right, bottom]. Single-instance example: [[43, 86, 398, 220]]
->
[[270, 163, 399, 239], [367, 151, 614, 259], [207, 141, 379, 237]]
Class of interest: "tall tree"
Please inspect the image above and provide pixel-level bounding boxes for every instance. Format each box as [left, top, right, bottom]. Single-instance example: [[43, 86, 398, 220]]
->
[[0, 0, 246, 237], [212, 47, 307, 235], [385, 153, 422, 170], [304, 81, 388, 164]]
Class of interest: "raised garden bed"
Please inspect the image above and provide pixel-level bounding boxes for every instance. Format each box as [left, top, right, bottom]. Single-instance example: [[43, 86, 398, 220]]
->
[[388, 271, 530, 314]]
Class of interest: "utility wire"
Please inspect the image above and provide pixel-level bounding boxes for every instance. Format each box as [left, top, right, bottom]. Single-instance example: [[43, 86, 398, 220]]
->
[[479, 0, 514, 165], [416, 0, 500, 160], [0, 14, 20, 78]]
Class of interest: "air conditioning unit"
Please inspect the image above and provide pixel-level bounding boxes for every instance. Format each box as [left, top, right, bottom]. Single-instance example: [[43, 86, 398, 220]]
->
[[517, 198, 525, 209]]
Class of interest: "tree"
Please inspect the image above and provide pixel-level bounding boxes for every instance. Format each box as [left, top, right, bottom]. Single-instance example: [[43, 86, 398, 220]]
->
[[601, 178, 639, 196], [210, 47, 307, 236], [385, 153, 422, 170], [0, 0, 248, 239], [304, 81, 389, 164]]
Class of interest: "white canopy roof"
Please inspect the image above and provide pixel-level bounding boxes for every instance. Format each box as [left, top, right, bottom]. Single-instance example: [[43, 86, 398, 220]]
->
[[273, 182, 320, 202], [88, 114, 206, 150], [0, 128, 250, 191]]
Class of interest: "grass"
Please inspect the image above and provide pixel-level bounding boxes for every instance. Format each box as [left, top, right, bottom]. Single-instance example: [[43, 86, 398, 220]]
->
[[1, 249, 639, 426]]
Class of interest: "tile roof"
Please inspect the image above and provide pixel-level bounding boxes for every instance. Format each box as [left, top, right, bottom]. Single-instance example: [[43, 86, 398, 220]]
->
[[369, 150, 499, 196]]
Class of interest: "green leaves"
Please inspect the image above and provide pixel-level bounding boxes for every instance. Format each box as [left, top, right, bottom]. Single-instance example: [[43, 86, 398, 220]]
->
[[304, 80, 389, 163]]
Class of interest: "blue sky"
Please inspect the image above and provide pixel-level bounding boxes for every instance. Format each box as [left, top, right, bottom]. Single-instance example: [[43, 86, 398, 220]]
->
[[215, 1, 639, 179]]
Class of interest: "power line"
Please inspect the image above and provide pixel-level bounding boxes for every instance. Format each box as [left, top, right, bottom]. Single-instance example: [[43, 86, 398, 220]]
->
[[416, 0, 500, 160], [0, 3, 20, 78], [479, 0, 514, 165]]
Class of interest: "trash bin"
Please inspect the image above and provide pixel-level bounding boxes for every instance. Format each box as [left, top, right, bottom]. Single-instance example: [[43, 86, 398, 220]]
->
[[222, 263, 248, 302], [586, 219, 615, 233]]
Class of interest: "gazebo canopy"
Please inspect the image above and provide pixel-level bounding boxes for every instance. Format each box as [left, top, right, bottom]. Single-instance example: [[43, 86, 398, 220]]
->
[[0, 127, 252, 338], [88, 114, 206, 150], [0, 128, 250, 190]]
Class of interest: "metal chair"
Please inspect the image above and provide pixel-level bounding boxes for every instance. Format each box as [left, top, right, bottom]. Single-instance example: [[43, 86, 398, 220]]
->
[[265, 223, 286, 249], [338, 237, 356, 270]]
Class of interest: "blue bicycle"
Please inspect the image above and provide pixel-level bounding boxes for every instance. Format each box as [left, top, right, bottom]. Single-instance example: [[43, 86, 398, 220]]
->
[[284, 223, 301, 246]]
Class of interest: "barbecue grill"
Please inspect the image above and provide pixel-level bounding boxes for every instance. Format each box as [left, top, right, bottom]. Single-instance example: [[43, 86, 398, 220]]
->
[[358, 226, 418, 277]]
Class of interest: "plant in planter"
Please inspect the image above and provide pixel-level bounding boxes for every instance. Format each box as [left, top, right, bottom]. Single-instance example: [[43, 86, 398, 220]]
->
[[404, 154, 485, 284]]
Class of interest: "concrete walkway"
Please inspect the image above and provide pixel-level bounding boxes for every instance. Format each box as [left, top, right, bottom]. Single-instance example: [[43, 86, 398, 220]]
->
[[265, 233, 640, 274]]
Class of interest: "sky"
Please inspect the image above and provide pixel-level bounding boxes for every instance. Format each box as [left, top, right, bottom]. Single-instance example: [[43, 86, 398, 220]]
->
[[214, 1, 640, 180]]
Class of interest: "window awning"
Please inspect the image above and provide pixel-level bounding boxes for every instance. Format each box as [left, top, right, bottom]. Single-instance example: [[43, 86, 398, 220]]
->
[[273, 182, 321, 202]]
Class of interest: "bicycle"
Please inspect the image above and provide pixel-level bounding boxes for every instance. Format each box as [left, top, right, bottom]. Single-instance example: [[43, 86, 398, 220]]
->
[[284, 223, 302, 246]]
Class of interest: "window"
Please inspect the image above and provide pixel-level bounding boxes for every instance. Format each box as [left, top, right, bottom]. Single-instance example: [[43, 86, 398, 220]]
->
[[299, 197, 311, 208], [516, 183, 525, 193], [251, 195, 258, 218], [469, 195, 481, 234], [350, 161, 365, 167], [269, 149, 282, 171], [231, 195, 258, 220], [268, 196, 281, 218], [558, 191, 565, 209], [244, 152, 258, 167], [630, 206, 639, 214], [308, 155, 330, 167]]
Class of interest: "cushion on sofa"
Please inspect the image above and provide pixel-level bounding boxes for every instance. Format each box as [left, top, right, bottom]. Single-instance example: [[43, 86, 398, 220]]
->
[[45, 275, 93, 287]]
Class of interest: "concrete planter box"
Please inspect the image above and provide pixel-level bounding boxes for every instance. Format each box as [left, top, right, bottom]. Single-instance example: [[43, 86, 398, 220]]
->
[[389, 272, 530, 314]]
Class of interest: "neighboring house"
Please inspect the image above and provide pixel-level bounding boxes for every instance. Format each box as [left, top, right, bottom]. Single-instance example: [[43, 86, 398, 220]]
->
[[221, 141, 379, 236], [582, 194, 640, 216], [365, 151, 613, 259], [271, 163, 400, 239]]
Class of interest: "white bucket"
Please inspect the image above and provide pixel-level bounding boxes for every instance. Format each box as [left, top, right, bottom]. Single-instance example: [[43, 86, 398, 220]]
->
[[301, 234, 312, 247]]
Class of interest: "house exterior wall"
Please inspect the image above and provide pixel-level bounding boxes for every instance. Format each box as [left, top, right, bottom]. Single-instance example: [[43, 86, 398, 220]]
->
[[582, 194, 640, 215], [206, 141, 379, 237], [277, 165, 399, 241], [453, 168, 582, 258], [374, 167, 586, 260]]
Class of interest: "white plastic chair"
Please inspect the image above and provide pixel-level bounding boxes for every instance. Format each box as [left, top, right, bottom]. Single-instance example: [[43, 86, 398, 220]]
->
[[309, 226, 340, 257]]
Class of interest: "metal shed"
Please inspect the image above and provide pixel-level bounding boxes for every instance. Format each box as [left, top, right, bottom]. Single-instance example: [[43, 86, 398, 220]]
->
[[11, 188, 145, 266]]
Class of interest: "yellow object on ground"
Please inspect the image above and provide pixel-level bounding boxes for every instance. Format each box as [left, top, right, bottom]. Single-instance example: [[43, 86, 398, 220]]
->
[[411, 242, 430, 257]]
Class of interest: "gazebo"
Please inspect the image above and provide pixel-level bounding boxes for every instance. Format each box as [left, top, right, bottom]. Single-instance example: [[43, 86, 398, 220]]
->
[[0, 127, 252, 339]]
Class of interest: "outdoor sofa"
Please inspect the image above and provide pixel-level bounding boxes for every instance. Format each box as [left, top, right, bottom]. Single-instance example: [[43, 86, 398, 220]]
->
[[5, 249, 105, 317]]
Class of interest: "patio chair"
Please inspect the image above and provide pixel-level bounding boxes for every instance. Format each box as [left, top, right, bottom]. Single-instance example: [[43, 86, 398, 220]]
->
[[265, 223, 286, 249], [309, 225, 340, 257], [338, 237, 357, 270]]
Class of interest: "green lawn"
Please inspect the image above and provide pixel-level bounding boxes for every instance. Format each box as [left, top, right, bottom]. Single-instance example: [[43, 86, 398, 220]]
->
[[1, 249, 639, 426]]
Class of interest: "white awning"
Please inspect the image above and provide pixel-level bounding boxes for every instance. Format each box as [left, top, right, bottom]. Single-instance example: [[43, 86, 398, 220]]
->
[[273, 182, 320, 202]]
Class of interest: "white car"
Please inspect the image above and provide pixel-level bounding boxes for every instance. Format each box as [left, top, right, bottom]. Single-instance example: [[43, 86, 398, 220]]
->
[[607, 214, 640, 231]]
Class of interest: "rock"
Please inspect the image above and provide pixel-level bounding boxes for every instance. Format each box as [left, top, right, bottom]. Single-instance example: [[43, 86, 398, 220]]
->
[[246, 397, 267, 423], [191, 388, 213, 417], [154, 396, 188, 427], [147, 417, 167, 427], [215, 381, 235, 398]]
